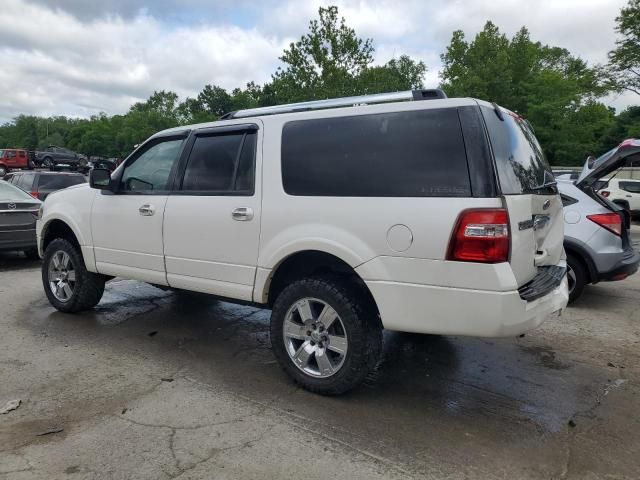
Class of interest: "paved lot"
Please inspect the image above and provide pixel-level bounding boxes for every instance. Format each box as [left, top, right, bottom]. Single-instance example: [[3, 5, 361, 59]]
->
[[1, 237, 640, 479]]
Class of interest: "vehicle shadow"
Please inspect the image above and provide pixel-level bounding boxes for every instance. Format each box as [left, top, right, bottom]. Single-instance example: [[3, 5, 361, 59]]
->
[[0, 251, 41, 272]]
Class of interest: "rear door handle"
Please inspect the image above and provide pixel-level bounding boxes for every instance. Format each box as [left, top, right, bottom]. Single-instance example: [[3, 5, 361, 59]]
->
[[139, 204, 155, 216], [232, 207, 253, 221]]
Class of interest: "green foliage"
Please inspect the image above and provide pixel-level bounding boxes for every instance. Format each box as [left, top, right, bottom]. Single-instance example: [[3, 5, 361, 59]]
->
[[607, 0, 640, 95], [440, 22, 614, 165]]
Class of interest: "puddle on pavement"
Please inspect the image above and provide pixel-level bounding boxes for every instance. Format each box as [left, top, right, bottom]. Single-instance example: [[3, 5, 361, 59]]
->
[[23, 278, 612, 437]]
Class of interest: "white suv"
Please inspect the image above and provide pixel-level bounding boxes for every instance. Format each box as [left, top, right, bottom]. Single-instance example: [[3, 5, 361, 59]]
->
[[598, 178, 640, 216], [37, 90, 568, 394]]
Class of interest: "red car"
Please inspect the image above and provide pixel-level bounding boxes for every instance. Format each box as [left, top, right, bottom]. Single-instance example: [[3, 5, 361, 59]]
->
[[0, 148, 31, 177]]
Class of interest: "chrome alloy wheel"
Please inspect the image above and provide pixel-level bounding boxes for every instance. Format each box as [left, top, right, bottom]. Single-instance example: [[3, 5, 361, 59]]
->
[[567, 265, 576, 295], [283, 298, 348, 378], [48, 250, 76, 302]]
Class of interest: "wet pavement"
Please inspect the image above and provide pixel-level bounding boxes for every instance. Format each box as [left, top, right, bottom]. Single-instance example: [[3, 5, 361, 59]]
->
[[1, 247, 640, 479]]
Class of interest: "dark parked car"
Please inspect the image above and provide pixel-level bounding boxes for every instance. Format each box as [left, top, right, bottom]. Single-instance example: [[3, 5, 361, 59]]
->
[[0, 180, 41, 258], [4, 171, 86, 201], [35, 146, 81, 170]]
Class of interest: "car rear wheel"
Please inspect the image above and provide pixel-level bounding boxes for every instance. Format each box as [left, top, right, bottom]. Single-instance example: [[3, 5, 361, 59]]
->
[[0, 165, 6, 177], [42, 238, 106, 313], [270, 276, 382, 395], [567, 254, 587, 304]]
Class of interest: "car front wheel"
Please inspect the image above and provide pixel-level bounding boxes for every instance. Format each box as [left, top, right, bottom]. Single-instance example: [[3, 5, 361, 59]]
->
[[42, 238, 106, 313], [270, 276, 382, 395]]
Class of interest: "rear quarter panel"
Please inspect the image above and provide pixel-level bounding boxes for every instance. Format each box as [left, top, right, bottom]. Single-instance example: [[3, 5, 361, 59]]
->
[[256, 101, 507, 301]]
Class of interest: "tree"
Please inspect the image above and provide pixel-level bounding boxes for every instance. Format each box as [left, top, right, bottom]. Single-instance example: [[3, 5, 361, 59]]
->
[[440, 21, 610, 164], [270, 6, 374, 102], [607, 0, 640, 95]]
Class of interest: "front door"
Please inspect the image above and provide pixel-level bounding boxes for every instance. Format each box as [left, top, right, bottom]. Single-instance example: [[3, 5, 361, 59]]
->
[[91, 135, 187, 285], [163, 124, 262, 301]]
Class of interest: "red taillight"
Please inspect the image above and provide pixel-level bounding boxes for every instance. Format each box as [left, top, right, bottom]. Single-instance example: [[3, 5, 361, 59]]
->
[[30, 191, 39, 199], [600, 191, 610, 197], [447, 209, 510, 263], [587, 213, 622, 236]]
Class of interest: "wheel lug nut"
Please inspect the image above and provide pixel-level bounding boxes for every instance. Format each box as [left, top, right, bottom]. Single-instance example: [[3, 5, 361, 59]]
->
[[306, 330, 311, 335]]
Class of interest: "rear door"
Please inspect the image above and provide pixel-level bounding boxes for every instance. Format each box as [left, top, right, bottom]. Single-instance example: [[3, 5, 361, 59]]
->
[[163, 123, 262, 301], [480, 105, 564, 286]]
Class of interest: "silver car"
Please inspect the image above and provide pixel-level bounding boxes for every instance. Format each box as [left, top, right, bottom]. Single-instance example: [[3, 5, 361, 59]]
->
[[558, 139, 640, 302]]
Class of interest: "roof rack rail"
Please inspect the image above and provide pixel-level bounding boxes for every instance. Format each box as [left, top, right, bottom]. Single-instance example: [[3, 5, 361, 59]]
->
[[221, 88, 447, 119]]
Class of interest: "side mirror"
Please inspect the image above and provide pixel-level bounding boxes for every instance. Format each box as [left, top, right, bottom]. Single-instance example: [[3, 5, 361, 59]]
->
[[586, 155, 596, 169], [89, 168, 112, 190]]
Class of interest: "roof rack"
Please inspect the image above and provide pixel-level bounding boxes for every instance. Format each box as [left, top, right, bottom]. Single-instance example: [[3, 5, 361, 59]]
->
[[221, 88, 447, 119]]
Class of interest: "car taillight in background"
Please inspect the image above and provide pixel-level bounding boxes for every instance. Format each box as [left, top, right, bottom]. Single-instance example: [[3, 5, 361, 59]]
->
[[30, 191, 39, 200], [447, 209, 510, 263], [587, 213, 622, 236], [600, 191, 610, 197]]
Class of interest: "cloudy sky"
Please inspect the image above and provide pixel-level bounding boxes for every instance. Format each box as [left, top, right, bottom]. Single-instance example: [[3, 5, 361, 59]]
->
[[0, 0, 634, 123]]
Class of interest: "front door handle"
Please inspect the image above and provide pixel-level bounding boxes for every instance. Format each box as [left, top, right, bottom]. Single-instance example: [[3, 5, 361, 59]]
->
[[139, 204, 155, 216], [232, 207, 253, 221]]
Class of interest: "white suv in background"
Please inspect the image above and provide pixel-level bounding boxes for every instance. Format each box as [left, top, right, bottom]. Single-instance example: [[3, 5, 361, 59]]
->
[[37, 90, 568, 394], [598, 178, 640, 216]]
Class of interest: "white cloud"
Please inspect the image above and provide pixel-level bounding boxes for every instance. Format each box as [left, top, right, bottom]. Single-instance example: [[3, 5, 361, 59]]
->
[[0, 0, 636, 123], [0, 0, 285, 122]]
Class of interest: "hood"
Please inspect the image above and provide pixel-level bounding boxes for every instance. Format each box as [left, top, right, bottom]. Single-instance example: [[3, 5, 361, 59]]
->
[[577, 139, 640, 188]]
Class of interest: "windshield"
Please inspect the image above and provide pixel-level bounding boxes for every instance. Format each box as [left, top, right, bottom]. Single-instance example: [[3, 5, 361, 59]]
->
[[481, 107, 554, 194], [0, 180, 36, 201]]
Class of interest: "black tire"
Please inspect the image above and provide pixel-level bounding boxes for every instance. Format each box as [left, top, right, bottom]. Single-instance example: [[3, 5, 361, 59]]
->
[[567, 254, 587, 304], [0, 165, 6, 177], [42, 238, 105, 313], [23, 247, 40, 260], [270, 276, 382, 395], [42, 157, 53, 169]]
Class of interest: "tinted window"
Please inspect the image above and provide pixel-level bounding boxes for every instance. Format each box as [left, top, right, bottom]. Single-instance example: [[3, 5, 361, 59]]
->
[[481, 106, 553, 194], [281, 109, 470, 197], [121, 138, 184, 192], [619, 181, 640, 193], [37, 174, 85, 190], [181, 131, 256, 193]]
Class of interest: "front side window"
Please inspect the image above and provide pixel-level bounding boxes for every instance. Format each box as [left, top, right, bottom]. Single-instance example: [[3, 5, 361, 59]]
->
[[180, 131, 256, 194], [120, 138, 184, 193], [619, 181, 640, 193]]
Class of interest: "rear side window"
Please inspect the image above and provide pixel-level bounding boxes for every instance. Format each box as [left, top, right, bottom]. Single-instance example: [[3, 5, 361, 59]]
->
[[481, 106, 553, 195], [619, 181, 640, 193], [281, 109, 471, 197], [16, 173, 34, 191], [180, 131, 256, 194], [37, 175, 85, 190]]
